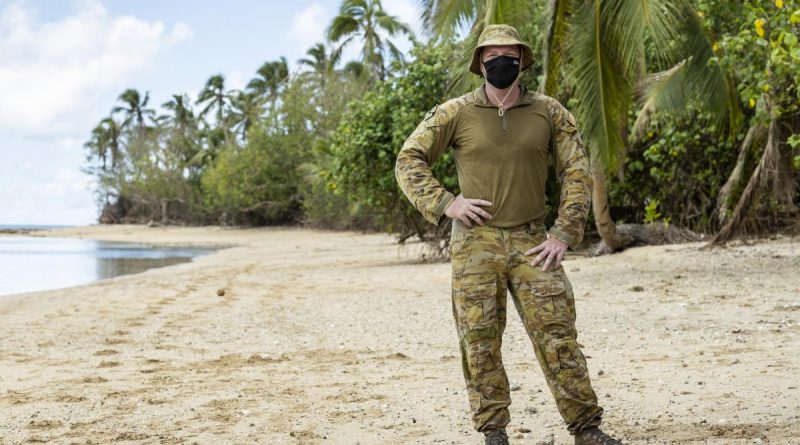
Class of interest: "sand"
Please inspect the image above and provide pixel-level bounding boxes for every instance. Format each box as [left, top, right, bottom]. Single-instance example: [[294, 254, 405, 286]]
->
[[0, 224, 798, 445]]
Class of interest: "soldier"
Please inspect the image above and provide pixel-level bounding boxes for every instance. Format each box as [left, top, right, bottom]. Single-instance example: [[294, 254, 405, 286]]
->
[[394, 25, 626, 445]]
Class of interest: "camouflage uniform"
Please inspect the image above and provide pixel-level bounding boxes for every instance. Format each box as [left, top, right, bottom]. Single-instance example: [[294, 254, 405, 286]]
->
[[394, 24, 603, 435], [449, 218, 602, 433]]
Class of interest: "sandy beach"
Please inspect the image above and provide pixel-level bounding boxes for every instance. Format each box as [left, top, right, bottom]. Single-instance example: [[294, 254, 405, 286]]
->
[[0, 224, 798, 445]]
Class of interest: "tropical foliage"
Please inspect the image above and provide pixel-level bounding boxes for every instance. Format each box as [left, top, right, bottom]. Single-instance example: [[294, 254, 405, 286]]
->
[[328, 0, 413, 80], [83, 0, 799, 251]]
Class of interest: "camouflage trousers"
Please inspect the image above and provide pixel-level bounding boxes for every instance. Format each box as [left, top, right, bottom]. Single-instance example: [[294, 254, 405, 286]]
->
[[449, 219, 603, 434]]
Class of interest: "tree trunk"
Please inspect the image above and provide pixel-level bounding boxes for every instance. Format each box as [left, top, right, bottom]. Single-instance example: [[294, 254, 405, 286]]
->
[[711, 118, 779, 244], [771, 121, 798, 212], [161, 199, 168, 224], [715, 123, 766, 225], [591, 162, 632, 251]]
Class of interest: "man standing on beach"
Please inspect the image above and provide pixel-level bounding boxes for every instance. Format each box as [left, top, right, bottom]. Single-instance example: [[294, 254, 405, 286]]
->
[[394, 25, 625, 445]]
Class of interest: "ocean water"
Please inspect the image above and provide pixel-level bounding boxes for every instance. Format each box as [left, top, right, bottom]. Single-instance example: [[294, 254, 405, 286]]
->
[[0, 224, 74, 231], [0, 235, 214, 297]]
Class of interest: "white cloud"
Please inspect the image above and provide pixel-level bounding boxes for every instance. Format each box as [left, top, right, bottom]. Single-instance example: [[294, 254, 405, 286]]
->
[[383, 0, 421, 39], [169, 21, 194, 43], [287, 3, 329, 59], [0, 0, 192, 136], [225, 69, 247, 92], [38, 168, 93, 198], [2, 161, 97, 225]]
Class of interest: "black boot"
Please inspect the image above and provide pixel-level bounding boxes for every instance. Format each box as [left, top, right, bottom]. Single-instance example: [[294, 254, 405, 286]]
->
[[484, 428, 509, 445], [574, 427, 625, 445]]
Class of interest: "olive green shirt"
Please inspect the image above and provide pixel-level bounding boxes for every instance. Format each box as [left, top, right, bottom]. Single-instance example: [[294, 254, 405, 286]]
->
[[394, 84, 593, 250]]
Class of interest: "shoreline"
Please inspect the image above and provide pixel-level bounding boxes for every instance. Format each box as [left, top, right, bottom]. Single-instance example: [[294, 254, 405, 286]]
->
[[0, 225, 798, 444], [0, 227, 226, 301]]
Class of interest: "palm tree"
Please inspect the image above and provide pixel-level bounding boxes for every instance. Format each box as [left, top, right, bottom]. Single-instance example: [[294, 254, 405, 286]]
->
[[247, 57, 289, 106], [328, 0, 414, 80], [196, 74, 232, 130], [229, 90, 264, 142], [342, 60, 367, 79], [85, 116, 123, 171], [112, 89, 154, 133], [298, 43, 340, 88], [554, 0, 740, 249], [160, 94, 196, 131], [422, 0, 739, 251], [160, 94, 202, 173]]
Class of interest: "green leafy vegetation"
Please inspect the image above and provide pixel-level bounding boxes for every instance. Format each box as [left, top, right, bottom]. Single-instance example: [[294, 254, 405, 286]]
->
[[83, 0, 799, 248]]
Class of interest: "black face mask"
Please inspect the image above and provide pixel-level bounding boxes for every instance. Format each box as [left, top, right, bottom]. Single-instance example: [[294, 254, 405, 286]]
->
[[483, 55, 520, 89]]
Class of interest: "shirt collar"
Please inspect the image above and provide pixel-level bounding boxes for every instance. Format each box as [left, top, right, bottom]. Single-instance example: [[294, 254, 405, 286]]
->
[[473, 83, 534, 109]]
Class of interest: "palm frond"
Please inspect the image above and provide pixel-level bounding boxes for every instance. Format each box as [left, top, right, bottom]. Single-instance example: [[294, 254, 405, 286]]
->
[[443, 16, 484, 95], [488, 0, 531, 24], [630, 2, 742, 140], [541, 0, 574, 95], [604, 0, 682, 74], [334, 34, 358, 57], [631, 60, 687, 141], [385, 39, 405, 64], [328, 15, 360, 42], [420, 0, 479, 39], [567, 0, 631, 172], [376, 13, 412, 37], [678, 3, 742, 135]]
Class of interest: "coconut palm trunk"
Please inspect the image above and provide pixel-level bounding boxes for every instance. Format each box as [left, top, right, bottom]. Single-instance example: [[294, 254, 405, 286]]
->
[[591, 162, 630, 250]]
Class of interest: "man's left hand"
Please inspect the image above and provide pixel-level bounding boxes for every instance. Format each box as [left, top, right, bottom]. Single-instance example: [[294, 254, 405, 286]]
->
[[525, 237, 569, 271]]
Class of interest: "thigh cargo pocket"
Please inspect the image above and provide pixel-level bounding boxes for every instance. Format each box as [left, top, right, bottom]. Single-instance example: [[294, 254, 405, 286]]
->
[[527, 273, 576, 325], [453, 279, 498, 329]]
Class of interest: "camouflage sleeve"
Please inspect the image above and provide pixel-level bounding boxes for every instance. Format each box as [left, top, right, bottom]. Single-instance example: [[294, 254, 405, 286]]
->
[[546, 100, 593, 250], [394, 103, 459, 225]]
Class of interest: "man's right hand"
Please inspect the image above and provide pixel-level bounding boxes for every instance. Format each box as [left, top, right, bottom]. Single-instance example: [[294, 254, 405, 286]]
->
[[444, 194, 493, 227]]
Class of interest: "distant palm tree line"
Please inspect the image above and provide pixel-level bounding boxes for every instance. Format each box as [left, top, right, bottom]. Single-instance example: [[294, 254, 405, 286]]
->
[[86, 0, 410, 167]]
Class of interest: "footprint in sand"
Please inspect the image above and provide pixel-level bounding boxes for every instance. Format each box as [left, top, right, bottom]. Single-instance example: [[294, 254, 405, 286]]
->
[[104, 337, 128, 345], [123, 314, 145, 324], [139, 358, 165, 374], [27, 420, 63, 430], [200, 398, 244, 423], [103, 330, 129, 344], [54, 393, 86, 402], [79, 376, 108, 383], [2, 390, 33, 405], [114, 432, 150, 441], [93, 349, 119, 356]]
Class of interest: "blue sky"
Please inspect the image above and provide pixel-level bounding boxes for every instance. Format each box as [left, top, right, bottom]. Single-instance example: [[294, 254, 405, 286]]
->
[[0, 0, 421, 225]]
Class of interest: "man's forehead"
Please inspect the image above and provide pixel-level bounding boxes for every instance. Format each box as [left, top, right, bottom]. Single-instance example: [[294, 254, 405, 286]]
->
[[482, 45, 520, 59]]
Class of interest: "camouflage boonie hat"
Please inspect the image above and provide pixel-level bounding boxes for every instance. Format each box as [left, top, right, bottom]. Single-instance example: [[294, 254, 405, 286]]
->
[[469, 24, 534, 75]]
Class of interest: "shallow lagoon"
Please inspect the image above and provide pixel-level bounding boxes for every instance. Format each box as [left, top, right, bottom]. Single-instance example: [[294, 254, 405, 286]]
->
[[0, 236, 214, 297]]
